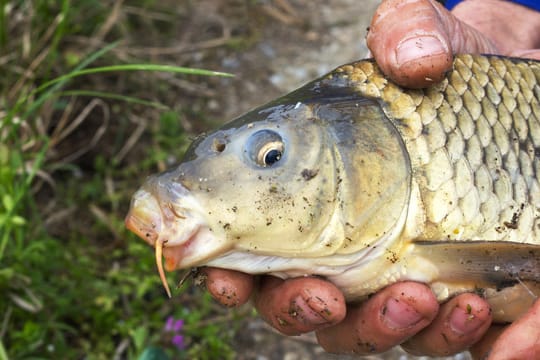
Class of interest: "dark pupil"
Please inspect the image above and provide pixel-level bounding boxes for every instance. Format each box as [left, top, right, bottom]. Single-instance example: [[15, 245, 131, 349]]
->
[[264, 149, 282, 165]]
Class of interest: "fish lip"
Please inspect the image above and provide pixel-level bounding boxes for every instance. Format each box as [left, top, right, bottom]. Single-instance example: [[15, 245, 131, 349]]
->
[[157, 203, 205, 249], [162, 226, 202, 271], [163, 225, 232, 270], [125, 189, 162, 245]]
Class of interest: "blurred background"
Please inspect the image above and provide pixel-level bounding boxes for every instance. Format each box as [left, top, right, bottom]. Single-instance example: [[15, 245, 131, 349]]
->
[[0, 0, 469, 359]]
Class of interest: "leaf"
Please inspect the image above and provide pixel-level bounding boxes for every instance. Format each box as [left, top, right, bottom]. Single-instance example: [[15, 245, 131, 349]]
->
[[0, 267, 15, 280], [129, 326, 148, 353], [0, 340, 9, 360], [2, 195, 14, 211], [138, 346, 170, 360], [10, 216, 26, 226], [0, 144, 8, 165]]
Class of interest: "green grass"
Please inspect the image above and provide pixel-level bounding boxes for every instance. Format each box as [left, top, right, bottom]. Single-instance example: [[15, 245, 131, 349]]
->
[[0, 0, 248, 358]]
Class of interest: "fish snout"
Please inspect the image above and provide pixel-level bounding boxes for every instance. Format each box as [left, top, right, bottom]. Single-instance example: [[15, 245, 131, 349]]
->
[[125, 188, 162, 246], [126, 178, 205, 298]]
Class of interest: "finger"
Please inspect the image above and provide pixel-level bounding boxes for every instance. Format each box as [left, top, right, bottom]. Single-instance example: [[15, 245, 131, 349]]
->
[[451, 0, 540, 53], [471, 299, 540, 360], [201, 267, 254, 307], [316, 282, 439, 355], [253, 276, 346, 336], [366, 0, 496, 88], [508, 49, 540, 61], [469, 326, 505, 360], [402, 293, 492, 357]]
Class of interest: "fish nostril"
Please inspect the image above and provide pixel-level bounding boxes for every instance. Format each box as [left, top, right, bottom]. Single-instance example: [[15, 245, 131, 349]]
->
[[212, 138, 226, 153]]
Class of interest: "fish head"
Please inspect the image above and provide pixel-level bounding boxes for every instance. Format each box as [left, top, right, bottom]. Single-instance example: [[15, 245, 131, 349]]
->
[[126, 100, 342, 272]]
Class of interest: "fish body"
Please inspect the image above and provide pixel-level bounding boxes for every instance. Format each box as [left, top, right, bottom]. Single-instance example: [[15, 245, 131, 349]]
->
[[126, 55, 540, 321]]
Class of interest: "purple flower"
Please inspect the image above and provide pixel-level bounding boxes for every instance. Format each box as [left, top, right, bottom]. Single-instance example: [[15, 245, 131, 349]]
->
[[164, 316, 186, 351], [164, 316, 184, 332], [171, 334, 185, 350]]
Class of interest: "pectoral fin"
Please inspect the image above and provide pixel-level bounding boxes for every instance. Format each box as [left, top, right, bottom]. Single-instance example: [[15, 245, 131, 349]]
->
[[410, 240, 540, 322]]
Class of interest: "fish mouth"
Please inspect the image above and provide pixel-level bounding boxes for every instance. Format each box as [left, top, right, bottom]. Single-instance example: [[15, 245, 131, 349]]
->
[[125, 185, 205, 297], [151, 228, 201, 298]]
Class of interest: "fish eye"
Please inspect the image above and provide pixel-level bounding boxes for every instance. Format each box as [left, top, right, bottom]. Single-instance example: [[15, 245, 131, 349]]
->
[[245, 130, 285, 168], [257, 142, 283, 166]]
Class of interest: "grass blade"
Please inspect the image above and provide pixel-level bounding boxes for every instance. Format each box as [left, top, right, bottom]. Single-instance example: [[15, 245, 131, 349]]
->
[[0, 340, 9, 360], [58, 90, 170, 110], [35, 64, 233, 94], [21, 42, 121, 120]]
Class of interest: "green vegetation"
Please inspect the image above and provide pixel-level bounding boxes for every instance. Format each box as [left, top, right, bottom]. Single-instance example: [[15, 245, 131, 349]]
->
[[0, 1, 249, 358]]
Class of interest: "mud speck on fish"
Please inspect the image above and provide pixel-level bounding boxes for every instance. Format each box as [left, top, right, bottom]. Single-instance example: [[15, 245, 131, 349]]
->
[[301, 168, 319, 180]]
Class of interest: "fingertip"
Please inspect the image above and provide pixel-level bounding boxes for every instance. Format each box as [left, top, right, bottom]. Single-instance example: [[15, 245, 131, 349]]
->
[[255, 276, 346, 336], [317, 282, 438, 355], [381, 282, 440, 329], [201, 267, 254, 307], [389, 51, 452, 89], [367, 0, 453, 88], [402, 293, 492, 357], [448, 294, 492, 336]]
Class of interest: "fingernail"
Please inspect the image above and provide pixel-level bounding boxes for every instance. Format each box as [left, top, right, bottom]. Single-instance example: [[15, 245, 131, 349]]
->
[[396, 35, 447, 66], [290, 295, 330, 326], [449, 305, 484, 335], [382, 297, 423, 330]]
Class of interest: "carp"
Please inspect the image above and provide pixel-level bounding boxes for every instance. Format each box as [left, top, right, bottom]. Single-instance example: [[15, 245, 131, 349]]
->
[[126, 54, 540, 322]]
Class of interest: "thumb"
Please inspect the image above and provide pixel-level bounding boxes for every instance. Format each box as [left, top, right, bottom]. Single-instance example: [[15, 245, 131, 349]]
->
[[366, 0, 497, 88]]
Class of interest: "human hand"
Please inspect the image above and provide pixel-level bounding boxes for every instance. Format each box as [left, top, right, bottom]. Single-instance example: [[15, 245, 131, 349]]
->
[[202, 0, 540, 358], [203, 268, 494, 357], [367, 0, 540, 88]]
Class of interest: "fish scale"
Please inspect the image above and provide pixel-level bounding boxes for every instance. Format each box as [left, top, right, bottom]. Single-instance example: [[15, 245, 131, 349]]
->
[[334, 55, 540, 244]]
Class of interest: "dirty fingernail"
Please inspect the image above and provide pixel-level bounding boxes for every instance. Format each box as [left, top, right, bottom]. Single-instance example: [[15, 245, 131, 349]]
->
[[396, 35, 447, 66], [382, 297, 423, 330], [291, 295, 330, 326], [449, 305, 484, 335]]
